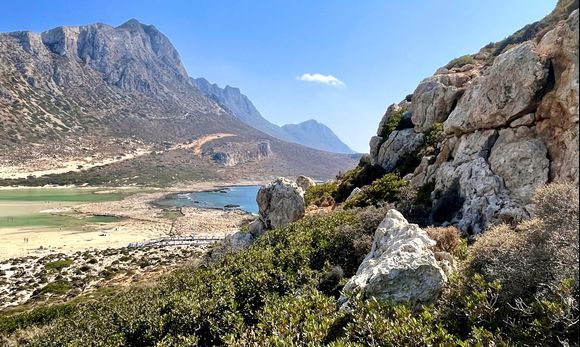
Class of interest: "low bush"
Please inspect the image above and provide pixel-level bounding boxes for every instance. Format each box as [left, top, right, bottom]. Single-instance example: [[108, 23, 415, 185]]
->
[[379, 108, 405, 140], [344, 173, 407, 208], [425, 226, 461, 253], [334, 157, 386, 203], [44, 259, 73, 271], [467, 183, 579, 303], [304, 182, 338, 207], [445, 55, 476, 69]]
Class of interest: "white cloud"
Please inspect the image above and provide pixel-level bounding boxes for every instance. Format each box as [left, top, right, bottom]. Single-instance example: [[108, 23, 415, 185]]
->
[[297, 73, 345, 86]]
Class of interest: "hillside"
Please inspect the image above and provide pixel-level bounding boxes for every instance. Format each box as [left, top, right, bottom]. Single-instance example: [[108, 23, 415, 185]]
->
[[0, 2, 578, 347], [191, 77, 355, 153], [281, 119, 354, 154], [360, 3, 579, 234], [0, 20, 357, 184]]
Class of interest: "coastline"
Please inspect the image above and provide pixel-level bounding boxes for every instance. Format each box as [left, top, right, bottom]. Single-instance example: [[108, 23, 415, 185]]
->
[[0, 180, 265, 260]]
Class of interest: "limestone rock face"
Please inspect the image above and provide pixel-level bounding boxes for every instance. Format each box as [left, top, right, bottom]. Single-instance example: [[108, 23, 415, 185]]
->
[[296, 175, 316, 192], [536, 10, 580, 184], [339, 210, 452, 309], [376, 129, 424, 172], [366, 9, 578, 234], [411, 71, 476, 132], [489, 128, 549, 203], [256, 178, 305, 229], [445, 42, 548, 135], [346, 187, 362, 201]]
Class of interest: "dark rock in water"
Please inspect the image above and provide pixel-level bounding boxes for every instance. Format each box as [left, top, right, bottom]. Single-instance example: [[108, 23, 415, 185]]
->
[[224, 204, 240, 209]]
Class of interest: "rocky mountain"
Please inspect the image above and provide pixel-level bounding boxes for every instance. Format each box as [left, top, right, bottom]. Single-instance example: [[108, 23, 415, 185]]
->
[[0, 19, 357, 183], [191, 77, 355, 153], [281, 119, 354, 154], [366, 2, 578, 234]]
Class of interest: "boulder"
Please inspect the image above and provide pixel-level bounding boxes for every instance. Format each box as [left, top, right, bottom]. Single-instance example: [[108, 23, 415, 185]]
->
[[296, 175, 316, 192], [248, 218, 266, 237], [376, 129, 424, 171], [339, 209, 452, 310], [411, 72, 474, 132], [209, 231, 255, 261], [256, 178, 305, 229], [346, 187, 362, 201], [445, 42, 548, 135]]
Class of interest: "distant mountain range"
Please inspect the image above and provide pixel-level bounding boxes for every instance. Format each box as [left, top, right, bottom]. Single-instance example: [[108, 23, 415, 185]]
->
[[0, 19, 358, 184], [191, 77, 355, 154]]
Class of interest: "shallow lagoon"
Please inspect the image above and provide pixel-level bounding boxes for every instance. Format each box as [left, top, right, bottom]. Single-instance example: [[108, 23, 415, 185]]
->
[[0, 188, 129, 228], [155, 185, 260, 214]]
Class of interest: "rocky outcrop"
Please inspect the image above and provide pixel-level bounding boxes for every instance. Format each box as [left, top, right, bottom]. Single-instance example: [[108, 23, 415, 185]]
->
[[411, 68, 477, 133], [209, 231, 255, 261], [251, 178, 305, 233], [339, 210, 452, 309], [367, 8, 579, 233], [211, 142, 272, 166], [444, 42, 548, 135], [296, 175, 316, 192], [376, 129, 424, 172]]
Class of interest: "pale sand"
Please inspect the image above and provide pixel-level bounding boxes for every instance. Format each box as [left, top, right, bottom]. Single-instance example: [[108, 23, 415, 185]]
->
[[0, 180, 263, 260]]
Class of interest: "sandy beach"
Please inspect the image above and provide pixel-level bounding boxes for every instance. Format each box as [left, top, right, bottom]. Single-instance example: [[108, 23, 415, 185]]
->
[[0, 180, 263, 260]]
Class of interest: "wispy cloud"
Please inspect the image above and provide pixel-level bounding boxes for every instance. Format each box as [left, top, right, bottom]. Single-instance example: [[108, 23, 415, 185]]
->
[[297, 73, 345, 86]]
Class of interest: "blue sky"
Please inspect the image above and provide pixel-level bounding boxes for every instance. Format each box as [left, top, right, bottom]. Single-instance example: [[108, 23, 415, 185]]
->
[[0, 0, 557, 152]]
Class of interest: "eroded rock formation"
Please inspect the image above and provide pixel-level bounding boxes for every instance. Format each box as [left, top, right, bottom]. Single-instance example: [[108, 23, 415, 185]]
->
[[339, 209, 453, 309], [368, 10, 579, 233]]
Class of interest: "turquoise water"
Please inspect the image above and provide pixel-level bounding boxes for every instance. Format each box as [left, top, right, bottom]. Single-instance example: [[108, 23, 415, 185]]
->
[[156, 185, 260, 214]]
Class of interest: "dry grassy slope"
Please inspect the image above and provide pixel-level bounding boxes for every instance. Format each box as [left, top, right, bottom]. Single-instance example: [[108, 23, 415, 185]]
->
[[0, 20, 358, 182]]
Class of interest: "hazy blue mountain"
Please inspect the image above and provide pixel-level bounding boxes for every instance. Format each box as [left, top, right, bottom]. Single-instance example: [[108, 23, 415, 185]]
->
[[282, 119, 354, 154], [191, 77, 355, 153]]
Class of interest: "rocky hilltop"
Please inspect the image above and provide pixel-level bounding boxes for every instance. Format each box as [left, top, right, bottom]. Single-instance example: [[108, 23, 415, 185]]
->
[[191, 77, 355, 153], [367, 5, 578, 233], [0, 19, 357, 183], [281, 119, 354, 154]]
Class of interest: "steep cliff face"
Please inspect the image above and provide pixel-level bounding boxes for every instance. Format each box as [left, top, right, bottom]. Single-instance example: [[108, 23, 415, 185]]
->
[[368, 7, 578, 234], [191, 77, 355, 154], [0, 20, 358, 182]]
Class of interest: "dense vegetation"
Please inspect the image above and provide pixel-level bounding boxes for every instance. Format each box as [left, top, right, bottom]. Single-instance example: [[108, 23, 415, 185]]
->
[[1, 183, 577, 346]]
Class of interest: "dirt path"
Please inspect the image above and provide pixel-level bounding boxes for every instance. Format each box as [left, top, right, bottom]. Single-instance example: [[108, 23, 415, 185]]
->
[[0, 133, 237, 179], [170, 133, 236, 155]]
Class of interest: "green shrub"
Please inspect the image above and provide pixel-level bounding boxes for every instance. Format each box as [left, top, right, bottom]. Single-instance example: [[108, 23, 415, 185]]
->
[[344, 173, 407, 208], [304, 182, 338, 207], [0, 303, 76, 334], [379, 108, 405, 140], [44, 259, 73, 271], [334, 159, 386, 203], [424, 122, 444, 147], [445, 55, 476, 69], [228, 290, 341, 346], [38, 281, 72, 295]]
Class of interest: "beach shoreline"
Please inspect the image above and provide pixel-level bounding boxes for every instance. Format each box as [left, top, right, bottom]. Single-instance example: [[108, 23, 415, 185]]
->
[[0, 180, 264, 260]]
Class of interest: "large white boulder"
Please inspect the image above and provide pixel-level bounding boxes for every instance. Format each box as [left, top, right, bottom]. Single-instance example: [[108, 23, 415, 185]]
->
[[339, 209, 452, 309], [296, 175, 316, 192]]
